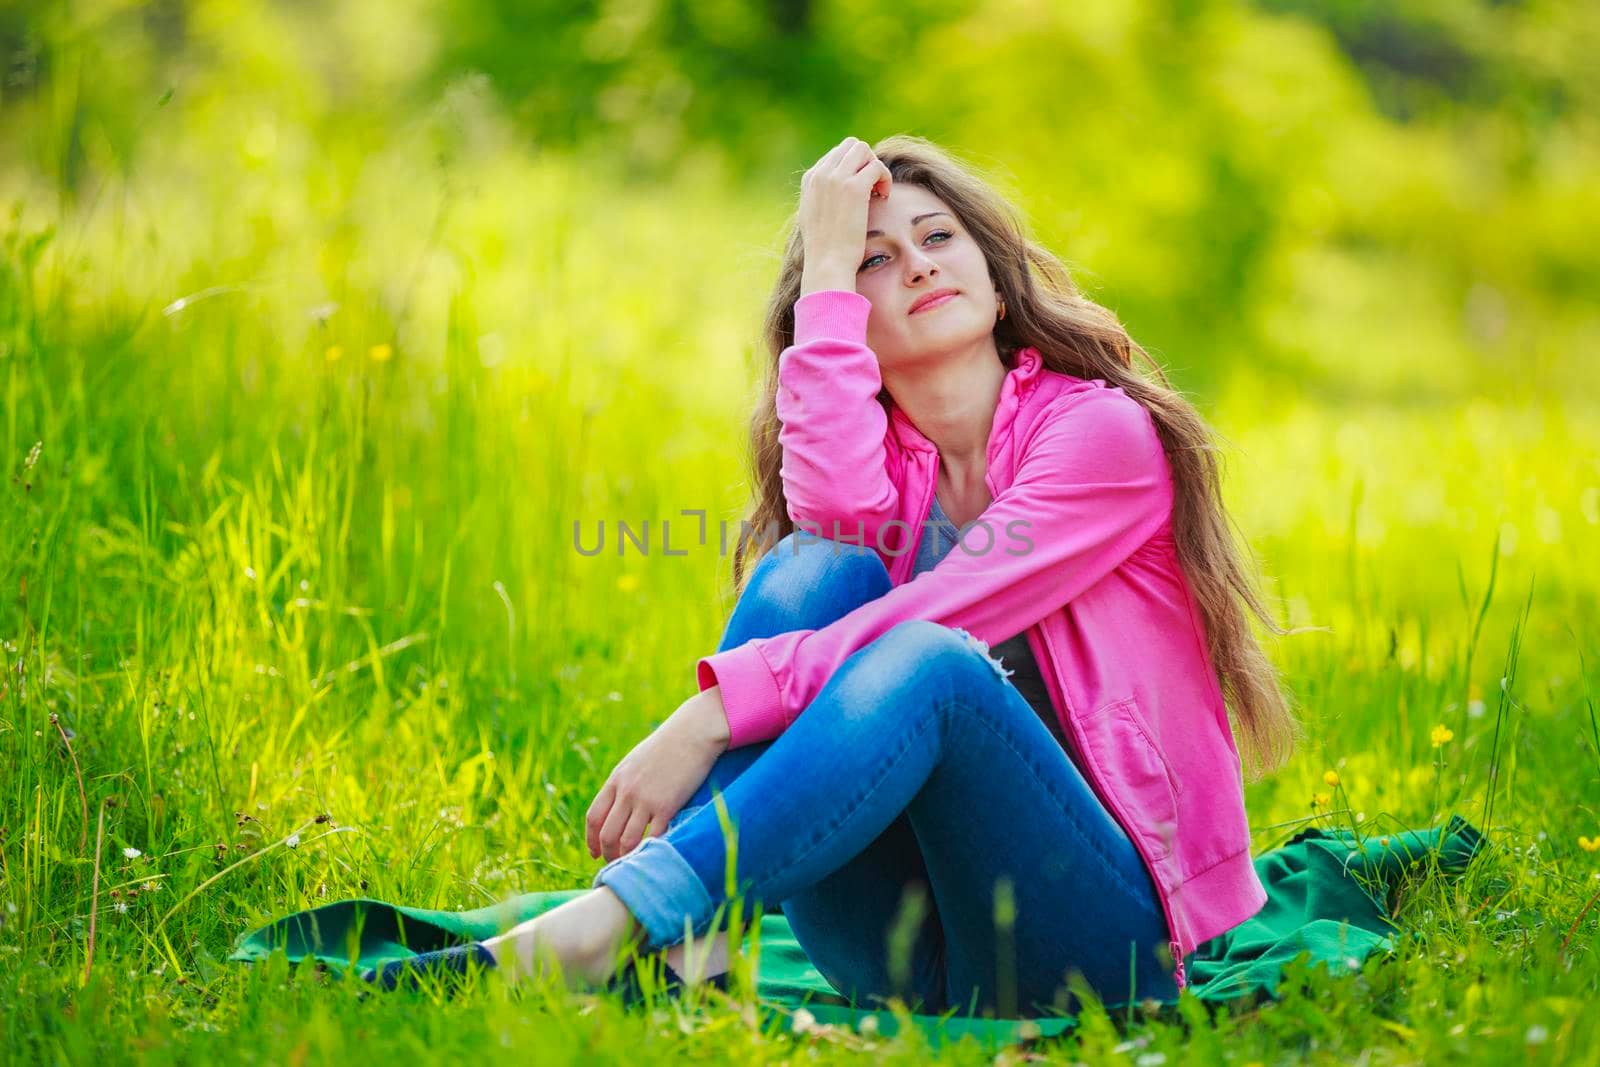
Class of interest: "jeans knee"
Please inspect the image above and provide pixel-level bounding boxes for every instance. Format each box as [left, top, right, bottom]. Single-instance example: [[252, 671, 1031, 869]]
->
[[873, 619, 1012, 683], [739, 528, 891, 631], [946, 625, 1017, 683], [833, 621, 1014, 730]]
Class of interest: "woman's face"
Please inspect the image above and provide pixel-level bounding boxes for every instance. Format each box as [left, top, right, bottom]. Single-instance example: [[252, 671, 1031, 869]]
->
[[855, 183, 1000, 370]]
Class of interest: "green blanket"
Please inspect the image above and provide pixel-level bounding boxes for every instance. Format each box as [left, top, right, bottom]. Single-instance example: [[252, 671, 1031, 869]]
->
[[229, 814, 1483, 1049]]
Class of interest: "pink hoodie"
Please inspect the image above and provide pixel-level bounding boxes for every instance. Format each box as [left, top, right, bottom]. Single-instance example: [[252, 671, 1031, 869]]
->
[[695, 289, 1266, 985]]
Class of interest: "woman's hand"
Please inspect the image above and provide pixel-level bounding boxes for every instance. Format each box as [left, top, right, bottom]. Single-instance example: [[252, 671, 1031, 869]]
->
[[585, 686, 732, 862], [798, 135, 893, 297]]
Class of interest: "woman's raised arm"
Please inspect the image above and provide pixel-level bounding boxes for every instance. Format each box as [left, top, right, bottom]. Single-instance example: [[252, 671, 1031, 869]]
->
[[775, 288, 901, 547], [776, 137, 903, 548]]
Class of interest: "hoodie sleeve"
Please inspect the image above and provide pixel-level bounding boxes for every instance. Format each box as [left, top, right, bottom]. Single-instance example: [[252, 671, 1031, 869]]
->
[[775, 289, 901, 548], [697, 384, 1174, 749]]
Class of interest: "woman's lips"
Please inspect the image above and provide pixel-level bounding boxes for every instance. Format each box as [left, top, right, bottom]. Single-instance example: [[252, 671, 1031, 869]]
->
[[909, 291, 959, 314]]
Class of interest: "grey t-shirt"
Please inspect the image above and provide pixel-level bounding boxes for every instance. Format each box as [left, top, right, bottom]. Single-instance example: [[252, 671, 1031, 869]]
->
[[910, 493, 1069, 751]]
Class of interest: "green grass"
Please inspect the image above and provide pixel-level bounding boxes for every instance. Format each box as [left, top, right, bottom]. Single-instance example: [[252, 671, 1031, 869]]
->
[[2, 79, 1599, 1067]]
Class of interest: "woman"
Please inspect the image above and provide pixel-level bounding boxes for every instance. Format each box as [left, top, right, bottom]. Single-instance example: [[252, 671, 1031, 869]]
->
[[365, 135, 1299, 1017]]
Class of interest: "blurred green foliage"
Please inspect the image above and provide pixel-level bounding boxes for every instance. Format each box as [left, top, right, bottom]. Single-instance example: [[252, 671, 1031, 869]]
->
[[2, 0, 1596, 401]]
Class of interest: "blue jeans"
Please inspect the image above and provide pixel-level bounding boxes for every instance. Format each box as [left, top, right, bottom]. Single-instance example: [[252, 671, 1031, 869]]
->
[[591, 530, 1177, 1016]]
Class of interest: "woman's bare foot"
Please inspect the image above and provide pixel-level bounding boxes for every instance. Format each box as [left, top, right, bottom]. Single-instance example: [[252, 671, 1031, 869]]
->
[[480, 887, 735, 990], [481, 887, 644, 988]]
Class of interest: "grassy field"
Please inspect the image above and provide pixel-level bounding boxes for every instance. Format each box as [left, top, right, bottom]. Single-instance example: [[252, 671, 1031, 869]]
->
[[3, 7, 1600, 1061]]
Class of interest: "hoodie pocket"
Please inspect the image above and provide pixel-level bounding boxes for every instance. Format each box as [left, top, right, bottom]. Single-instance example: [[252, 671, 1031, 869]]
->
[[1079, 697, 1181, 863]]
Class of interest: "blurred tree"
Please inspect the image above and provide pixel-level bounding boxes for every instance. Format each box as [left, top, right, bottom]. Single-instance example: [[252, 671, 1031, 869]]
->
[[1, 0, 1593, 398], [1255, 0, 1593, 126], [426, 0, 977, 183]]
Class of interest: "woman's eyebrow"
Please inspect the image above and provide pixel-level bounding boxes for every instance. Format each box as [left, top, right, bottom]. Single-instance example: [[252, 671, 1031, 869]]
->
[[865, 211, 953, 238]]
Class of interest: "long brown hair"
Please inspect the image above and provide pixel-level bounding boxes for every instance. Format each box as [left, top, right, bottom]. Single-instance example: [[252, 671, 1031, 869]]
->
[[729, 134, 1300, 778]]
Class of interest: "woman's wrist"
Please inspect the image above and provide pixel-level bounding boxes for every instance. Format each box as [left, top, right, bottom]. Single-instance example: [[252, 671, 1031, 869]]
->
[[799, 265, 857, 299], [679, 685, 732, 753]]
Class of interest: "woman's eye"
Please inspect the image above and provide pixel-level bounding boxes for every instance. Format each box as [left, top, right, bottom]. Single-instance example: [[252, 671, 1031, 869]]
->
[[859, 231, 953, 271]]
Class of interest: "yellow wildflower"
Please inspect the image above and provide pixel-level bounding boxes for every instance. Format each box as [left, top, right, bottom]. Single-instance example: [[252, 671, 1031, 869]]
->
[[1312, 792, 1331, 808], [368, 343, 393, 362], [1579, 836, 1600, 853], [1430, 724, 1454, 747], [324, 345, 343, 362], [1323, 770, 1341, 788]]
